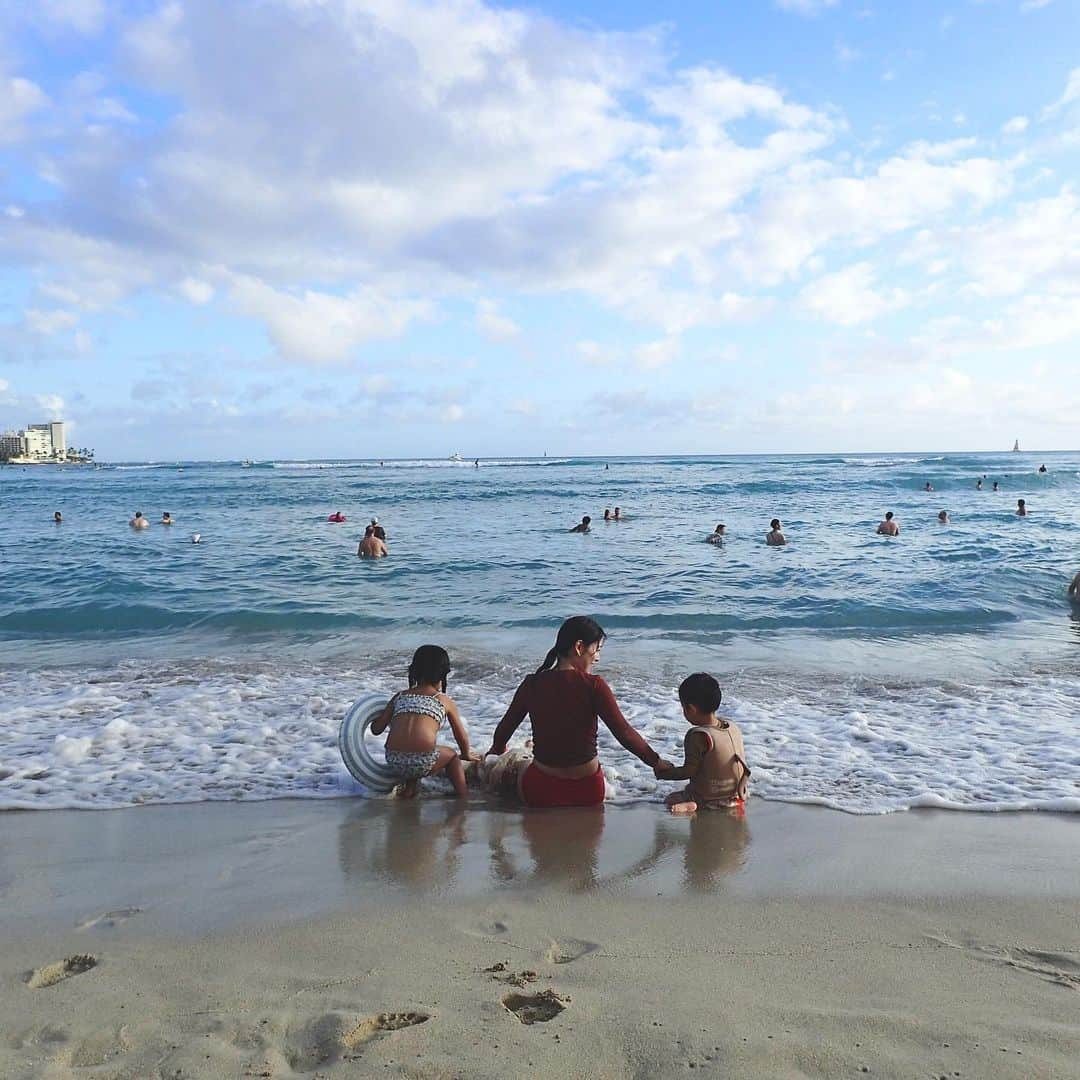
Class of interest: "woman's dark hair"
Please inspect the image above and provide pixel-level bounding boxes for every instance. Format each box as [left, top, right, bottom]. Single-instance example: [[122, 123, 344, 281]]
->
[[770, 518, 780, 529], [408, 645, 451, 691], [679, 672, 722, 713], [536, 616, 606, 674]]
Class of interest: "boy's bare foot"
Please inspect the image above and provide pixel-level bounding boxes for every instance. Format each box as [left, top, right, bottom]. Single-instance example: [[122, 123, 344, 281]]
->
[[669, 801, 698, 815]]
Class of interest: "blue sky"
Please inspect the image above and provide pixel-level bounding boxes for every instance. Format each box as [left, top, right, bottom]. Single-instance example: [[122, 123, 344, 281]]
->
[[0, 0, 1077, 459]]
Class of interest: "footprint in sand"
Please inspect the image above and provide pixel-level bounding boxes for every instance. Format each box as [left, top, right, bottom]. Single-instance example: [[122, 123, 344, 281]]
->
[[502, 990, 569, 1025], [76, 907, 143, 931], [343, 1011, 431, 1050], [927, 933, 1080, 989], [24, 955, 98, 989], [545, 938, 599, 964]]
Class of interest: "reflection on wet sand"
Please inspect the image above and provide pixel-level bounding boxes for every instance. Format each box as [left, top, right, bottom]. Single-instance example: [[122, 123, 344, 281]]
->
[[337, 800, 750, 895]]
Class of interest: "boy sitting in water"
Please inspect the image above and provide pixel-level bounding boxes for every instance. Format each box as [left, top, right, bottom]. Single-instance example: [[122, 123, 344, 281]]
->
[[654, 673, 750, 814]]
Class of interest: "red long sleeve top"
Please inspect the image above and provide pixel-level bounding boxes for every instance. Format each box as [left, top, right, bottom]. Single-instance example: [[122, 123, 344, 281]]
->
[[490, 668, 661, 769]]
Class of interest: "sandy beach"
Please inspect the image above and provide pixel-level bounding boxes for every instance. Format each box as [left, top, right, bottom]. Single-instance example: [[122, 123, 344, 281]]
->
[[2, 799, 1078, 1079]]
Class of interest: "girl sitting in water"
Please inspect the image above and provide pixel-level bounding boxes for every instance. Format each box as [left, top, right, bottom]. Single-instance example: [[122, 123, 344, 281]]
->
[[370, 645, 479, 798]]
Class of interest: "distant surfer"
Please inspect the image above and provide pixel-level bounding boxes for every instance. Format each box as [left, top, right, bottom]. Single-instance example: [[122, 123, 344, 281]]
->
[[706, 524, 726, 544], [358, 525, 388, 558], [766, 519, 786, 546], [570, 516, 592, 533], [129, 511, 149, 530], [1016, 499, 1028, 517], [1039, 464, 1048, 474], [876, 511, 900, 536]]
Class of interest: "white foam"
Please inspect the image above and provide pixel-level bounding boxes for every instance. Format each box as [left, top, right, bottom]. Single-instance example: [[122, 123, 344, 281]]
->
[[1, 661, 1077, 814]]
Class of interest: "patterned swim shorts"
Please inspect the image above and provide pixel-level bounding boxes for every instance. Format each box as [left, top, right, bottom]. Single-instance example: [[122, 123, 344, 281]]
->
[[384, 749, 440, 780]]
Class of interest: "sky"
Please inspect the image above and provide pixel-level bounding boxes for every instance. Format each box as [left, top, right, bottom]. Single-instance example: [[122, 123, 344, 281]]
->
[[0, 0, 1077, 460]]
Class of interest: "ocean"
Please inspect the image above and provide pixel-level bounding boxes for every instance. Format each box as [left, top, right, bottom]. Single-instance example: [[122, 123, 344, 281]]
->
[[2, 452, 1078, 814]]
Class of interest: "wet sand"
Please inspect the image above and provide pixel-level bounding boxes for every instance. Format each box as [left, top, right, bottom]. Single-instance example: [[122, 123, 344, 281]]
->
[[2, 799, 1078, 1078]]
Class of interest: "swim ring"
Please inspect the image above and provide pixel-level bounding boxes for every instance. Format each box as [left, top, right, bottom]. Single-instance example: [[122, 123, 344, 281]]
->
[[338, 694, 399, 794]]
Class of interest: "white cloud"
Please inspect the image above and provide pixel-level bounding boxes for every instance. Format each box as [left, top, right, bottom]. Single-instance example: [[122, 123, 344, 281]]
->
[[475, 300, 521, 341], [178, 278, 214, 305], [1043, 67, 1080, 116], [1020, 0, 1055, 10], [1001, 115, 1029, 135], [25, 309, 80, 335], [634, 337, 680, 370], [35, 393, 66, 417], [798, 263, 910, 325], [0, 73, 49, 144], [443, 403, 465, 422], [775, 0, 839, 14], [37, 0, 107, 35], [229, 277, 431, 364], [577, 341, 615, 365]]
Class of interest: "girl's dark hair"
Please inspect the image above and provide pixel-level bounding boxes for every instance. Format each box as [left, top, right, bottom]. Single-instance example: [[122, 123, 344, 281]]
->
[[408, 645, 451, 691], [679, 672, 722, 713], [536, 616, 606, 674]]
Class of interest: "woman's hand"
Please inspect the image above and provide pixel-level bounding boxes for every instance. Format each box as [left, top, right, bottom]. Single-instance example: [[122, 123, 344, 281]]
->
[[653, 759, 674, 778], [465, 750, 484, 763]]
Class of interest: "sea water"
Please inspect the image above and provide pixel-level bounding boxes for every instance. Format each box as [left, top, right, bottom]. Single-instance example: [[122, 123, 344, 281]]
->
[[2, 453, 1078, 814]]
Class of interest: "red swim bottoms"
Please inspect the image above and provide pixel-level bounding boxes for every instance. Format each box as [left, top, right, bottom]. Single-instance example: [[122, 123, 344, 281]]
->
[[520, 762, 605, 807]]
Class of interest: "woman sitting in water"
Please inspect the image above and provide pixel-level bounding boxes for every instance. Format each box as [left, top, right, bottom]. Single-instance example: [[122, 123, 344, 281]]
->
[[485, 617, 669, 807]]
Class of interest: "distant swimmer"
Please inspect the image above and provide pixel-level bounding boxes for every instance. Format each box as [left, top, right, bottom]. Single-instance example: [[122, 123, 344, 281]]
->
[[53, 510, 63, 523], [327, 511, 347, 523], [130, 511, 149, 530], [876, 511, 900, 536], [766, 518, 786, 546], [358, 525, 388, 558], [161, 512, 174, 525], [938, 510, 950, 524], [1016, 498, 1028, 517], [370, 517, 386, 540], [613, 506, 623, 521], [1069, 571, 1080, 602], [191, 533, 202, 544], [474, 458, 479, 468], [570, 516, 592, 533], [706, 524, 726, 544], [1039, 464, 1048, 474], [924, 482, 934, 492], [603, 508, 611, 521], [992, 481, 999, 492], [976, 479, 983, 491]]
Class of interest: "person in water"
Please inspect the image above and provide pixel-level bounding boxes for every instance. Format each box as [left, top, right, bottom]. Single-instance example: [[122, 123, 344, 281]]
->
[[876, 511, 900, 536], [654, 673, 750, 814], [706, 523, 726, 544], [924, 482, 934, 492], [370, 645, 478, 799], [1039, 464, 1048, 473], [976, 479, 983, 491], [570, 516, 591, 533], [486, 616, 669, 808], [938, 510, 950, 524], [1068, 571, 1080, 602], [328, 511, 347, 523], [993, 481, 999, 492], [613, 506, 623, 521], [603, 508, 611, 521], [53, 510, 63, 523], [161, 512, 174, 525], [130, 511, 149, 530], [370, 517, 386, 541], [358, 525, 389, 557], [1016, 498, 1028, 517], [766, 518, 786, 546]]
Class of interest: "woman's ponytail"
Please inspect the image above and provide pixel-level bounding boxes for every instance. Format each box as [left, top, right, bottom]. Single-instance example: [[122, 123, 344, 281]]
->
[[535, 616, 606, 674]]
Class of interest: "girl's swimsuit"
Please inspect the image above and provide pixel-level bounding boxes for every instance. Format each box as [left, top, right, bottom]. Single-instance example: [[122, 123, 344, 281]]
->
[[383, 693, 446, 780]]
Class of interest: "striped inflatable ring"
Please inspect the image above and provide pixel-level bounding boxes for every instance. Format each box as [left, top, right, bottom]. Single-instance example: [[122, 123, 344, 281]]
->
[[338, 695, 399, 794]]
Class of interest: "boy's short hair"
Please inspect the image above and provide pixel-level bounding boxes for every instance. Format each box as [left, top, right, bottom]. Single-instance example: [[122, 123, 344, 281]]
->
[[679, 672, 722, 713]]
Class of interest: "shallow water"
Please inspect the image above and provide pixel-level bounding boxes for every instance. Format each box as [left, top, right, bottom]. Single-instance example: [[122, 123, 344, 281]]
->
[[2, 452, 1078, 813]]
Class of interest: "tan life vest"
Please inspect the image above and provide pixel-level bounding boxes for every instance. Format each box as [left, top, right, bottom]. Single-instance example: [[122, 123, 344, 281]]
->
[[685, 721, 751, 807]]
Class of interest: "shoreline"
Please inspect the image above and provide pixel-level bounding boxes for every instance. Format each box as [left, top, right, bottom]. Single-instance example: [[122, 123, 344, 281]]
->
[[2, 800, 1078, 1078]]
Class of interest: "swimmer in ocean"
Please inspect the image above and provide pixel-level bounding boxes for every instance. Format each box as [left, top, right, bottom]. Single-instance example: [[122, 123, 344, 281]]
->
[[358, 525, 388, 557], [766, 519, 786, 546], [706, 524, 725, 544], [1039, 464, 1047, 473], [876, 511, 900, 536], [1016, 498, 1028, 517], [992, 481, 999, 492], [976, 479, 983, 491], [924, 482, 934, 492], [938, 510, 950, 524], [161, 511, 174, 525], [130, 511, 149, 530], [603, 508, 611, 521], [1069, 571, 1080, 602], [613, 506, 623, 521], [53, 510, 63, 523], [570, 516, 592, 533]]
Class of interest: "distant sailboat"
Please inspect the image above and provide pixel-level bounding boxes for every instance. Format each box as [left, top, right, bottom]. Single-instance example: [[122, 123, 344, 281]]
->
[[1012, 439, 1020, 452]]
